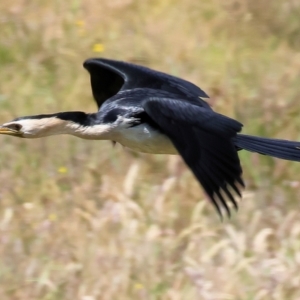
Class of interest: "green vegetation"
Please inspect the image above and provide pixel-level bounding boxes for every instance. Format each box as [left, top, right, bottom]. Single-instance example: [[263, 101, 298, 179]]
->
[[1, 0, 300, 299]]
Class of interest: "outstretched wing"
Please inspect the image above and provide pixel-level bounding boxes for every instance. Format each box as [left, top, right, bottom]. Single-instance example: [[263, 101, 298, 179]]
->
[[143, 97, 244, 218], [83, 58, 209, 109]]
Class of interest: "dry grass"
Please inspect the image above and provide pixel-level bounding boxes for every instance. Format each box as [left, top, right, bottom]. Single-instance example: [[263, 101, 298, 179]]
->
[[1, 0, 300, 299]]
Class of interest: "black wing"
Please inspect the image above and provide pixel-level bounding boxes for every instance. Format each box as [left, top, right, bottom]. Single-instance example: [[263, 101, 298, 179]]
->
[[143, 97, 244, 218], [83, 58, 209, 109]]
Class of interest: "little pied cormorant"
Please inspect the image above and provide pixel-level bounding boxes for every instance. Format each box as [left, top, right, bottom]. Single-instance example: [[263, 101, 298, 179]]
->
[[1, 58, 300, 218]]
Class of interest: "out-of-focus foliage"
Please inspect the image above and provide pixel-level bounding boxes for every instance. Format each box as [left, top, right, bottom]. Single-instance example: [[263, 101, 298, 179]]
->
[[0, 0, 300, 299]]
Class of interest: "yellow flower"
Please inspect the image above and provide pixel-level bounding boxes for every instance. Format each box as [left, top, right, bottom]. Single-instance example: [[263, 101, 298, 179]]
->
[[75, 20, 85, 27], [58, 166, 68, 174], [49, 214, 57, 221], [92, 43, 105, 53], [134, 282, 144, 290]]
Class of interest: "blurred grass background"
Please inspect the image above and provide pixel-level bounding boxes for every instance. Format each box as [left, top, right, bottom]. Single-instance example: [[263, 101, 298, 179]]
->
[[1, 0, 300, 299]]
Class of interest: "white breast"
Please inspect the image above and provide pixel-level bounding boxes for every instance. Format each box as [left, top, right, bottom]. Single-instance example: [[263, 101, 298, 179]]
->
[[114, 123, 177, 154]]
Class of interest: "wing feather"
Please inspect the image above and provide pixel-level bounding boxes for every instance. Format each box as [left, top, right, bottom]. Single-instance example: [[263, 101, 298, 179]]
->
[[83, 58, 210, 109], [143, 97, 244, 217]]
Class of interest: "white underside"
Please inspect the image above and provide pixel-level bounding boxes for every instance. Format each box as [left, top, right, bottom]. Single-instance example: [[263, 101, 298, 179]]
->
[[113, 123, 177, 154]]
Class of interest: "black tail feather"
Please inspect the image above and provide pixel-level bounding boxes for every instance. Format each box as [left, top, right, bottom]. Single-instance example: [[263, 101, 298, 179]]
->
[[234, 134, 300, 162]]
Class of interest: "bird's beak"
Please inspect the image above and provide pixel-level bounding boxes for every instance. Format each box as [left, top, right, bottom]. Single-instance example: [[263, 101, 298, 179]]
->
[[0, 126, 22, 136]]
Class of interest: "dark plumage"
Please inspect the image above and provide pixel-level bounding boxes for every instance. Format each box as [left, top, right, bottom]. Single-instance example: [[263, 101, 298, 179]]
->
[[1, 57, 300, 218], [82, 58, 300, 217]]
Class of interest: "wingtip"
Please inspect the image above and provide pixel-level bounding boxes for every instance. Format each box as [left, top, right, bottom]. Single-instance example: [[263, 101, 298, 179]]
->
[[83, 57, 112, 70], [83, 58, 99, 71]]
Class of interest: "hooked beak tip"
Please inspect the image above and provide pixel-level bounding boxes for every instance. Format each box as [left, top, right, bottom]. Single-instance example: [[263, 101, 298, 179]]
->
[[0, 126, 21, 136]]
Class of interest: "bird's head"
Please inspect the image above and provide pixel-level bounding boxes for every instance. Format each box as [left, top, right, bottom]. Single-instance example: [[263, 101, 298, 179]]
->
[[0, 115, 77, 138]]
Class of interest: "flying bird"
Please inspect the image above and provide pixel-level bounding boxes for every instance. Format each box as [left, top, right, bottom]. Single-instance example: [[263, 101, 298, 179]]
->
[[1, 58, 300, 217]]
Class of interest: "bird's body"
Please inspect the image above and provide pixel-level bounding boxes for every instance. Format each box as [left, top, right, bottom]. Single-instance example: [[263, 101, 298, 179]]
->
[[1, 58, 300, 217], [88, 88, 180, 154]]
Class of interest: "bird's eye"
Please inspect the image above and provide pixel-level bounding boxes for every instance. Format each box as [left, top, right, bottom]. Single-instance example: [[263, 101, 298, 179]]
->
[[7, 124, 22, 131]]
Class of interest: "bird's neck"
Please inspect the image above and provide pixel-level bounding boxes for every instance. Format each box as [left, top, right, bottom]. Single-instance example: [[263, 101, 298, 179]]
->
[[19, 111, 135, 140], [57, 112, 114, 140], [19, 111, 112, 140]]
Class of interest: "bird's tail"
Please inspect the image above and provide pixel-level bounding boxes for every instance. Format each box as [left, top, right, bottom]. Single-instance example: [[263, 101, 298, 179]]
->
[[233, 134, 300, 162]]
